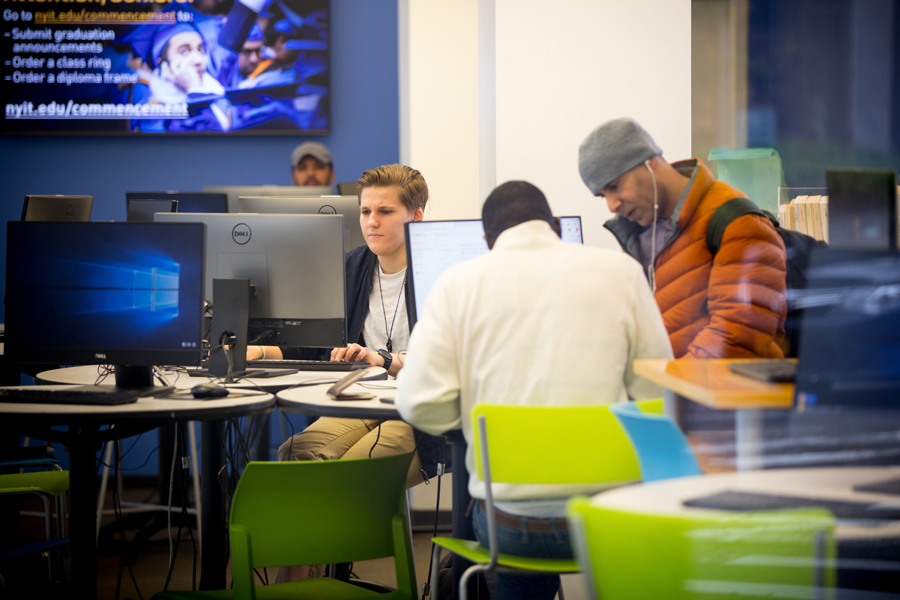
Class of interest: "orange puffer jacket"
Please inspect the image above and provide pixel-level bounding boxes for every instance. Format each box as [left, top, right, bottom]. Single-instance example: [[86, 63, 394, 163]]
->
[[605, 159, 787, 359]]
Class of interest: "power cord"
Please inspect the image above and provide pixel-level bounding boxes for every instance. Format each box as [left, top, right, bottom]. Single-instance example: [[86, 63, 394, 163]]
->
[[368, 422, 383, 458], [422, 438, 447, 600]]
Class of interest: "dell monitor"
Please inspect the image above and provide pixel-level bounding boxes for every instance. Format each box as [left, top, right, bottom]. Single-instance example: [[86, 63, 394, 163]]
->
[[203, 185, 335, 213], [404, 217, 584, 330], [5, 221, 206, 387], [126, 192, 227, 215], [127, 199, 178, 222], [21, 195, 94, 222], [154, 212, 346, 349], [237, 195, 366, 252]]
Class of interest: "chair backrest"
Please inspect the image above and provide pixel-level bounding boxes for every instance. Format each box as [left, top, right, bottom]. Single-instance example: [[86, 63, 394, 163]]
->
[[567, 497, 835, 600], [229, 453, 415, 597], [634, 397, 664, 414], [610, 402, 702, 482], [471, 404, 641, 486]]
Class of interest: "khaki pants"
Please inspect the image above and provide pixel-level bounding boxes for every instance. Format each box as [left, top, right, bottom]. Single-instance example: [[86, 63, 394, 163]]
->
[[276, 417, 424, 580]]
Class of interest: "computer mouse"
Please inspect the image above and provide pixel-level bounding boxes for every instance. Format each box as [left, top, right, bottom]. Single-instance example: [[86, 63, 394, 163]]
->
[[191, 384, 230, 399]]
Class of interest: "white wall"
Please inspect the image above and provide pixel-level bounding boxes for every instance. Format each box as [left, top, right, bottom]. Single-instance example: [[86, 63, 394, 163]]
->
[[399, 0, 481, 222], [494, 0, 692, 248], [401, 0, 691, 246]]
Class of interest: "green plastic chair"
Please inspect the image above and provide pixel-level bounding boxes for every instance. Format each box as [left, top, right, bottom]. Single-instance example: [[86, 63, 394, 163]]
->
[[431, 404, 642, 600], [567, 497, 836, 599], [0, 470, 70, 587], [634, 397, 664, 414], [152, 452, 416, 600]]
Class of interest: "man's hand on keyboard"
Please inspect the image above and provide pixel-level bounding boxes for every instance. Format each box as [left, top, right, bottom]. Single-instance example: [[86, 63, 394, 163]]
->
[[331, 343, 377, 366]]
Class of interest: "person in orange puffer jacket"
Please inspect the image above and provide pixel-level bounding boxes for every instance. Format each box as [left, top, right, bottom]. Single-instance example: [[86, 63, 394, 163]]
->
[[579, 118, 786, 359]]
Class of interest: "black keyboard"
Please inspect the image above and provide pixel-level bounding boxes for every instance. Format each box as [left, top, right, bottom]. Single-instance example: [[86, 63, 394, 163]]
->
[[246, 359, 370, 372], [854, 476, 900, 497], [684, 490, 900, 520], [0, 385, 171, 406], [728, 360, 798, 383]]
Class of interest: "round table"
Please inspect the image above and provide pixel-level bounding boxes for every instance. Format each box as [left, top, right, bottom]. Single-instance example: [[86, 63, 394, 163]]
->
[[35, 364, 377, 393], [275, 368, 398, 419], [0, 385, 274, 596], [590, 467, 900, 594]]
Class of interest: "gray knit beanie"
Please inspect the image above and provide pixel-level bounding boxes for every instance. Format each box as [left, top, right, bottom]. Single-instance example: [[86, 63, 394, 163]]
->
[[578, 118, 663, 195]]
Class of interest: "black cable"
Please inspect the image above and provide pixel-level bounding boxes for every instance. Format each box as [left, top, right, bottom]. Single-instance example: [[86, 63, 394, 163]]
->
[[111, 440, 143, 600], [368, 422, 383, 458], [177, 422, 198, 592], [162, 423, 180, 592], [96, 441, 108, 475], [422, 438, 447, 600], [97, 443, 161, 472], [283, 410, 297, 462], [94, 364, 114, 385], [113, 442, 124, 600]]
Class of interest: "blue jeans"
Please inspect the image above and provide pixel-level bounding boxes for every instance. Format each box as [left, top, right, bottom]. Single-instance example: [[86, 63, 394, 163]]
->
[[472, 500, 572, 600]]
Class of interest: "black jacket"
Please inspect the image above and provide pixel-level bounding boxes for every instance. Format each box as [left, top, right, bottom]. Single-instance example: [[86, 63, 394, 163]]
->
[[287, 245, 449, 480]]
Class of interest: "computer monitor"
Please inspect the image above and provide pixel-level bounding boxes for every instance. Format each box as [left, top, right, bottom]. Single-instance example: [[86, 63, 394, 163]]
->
[[558, 216, 584, 244], [826, 168, 897, 249], [203, 185, 335, 213], [336, 182, 357, 196], [127, 199, 178, 222], [5, 221, 206, 384], [21, 195, 94, 222], [404, 217, 584, 330], [794, 249, 900, 411], [126, 192, 227, 215], [237, 195, 366, 252], [154, 212, 346, 348]]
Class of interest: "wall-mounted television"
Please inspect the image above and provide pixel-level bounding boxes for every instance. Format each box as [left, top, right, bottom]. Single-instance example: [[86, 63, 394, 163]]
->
[[1, 0, 329, 135]]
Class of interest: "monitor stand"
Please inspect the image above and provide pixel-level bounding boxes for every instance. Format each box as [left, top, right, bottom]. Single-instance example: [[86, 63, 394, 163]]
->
[[205, 278, 264, 382]]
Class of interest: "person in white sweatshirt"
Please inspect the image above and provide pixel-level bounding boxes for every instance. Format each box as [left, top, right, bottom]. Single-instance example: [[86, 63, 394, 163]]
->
[[396, 180, 673, 600]]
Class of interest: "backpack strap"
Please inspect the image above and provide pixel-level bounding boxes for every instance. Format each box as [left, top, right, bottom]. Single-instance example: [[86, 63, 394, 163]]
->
[[706, 197, 769, 256]]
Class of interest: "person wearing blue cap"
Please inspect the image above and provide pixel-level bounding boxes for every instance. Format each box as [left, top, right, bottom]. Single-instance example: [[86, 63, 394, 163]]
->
[[218, 22, 266, 88], [148, 23, 225, 104], [238, 24, 265, 80]]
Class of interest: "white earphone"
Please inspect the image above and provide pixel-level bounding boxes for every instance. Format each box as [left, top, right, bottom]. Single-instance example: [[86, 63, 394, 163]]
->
[[645, 158, 659, 292]]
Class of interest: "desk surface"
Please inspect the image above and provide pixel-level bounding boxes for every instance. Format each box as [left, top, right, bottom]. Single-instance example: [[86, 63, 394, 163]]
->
[[592, 467, 900, 540], [36, 365, 371, 393], [276, 369, 399, 419], [633, 359, 795, 409], [0, 384, 275, 427]]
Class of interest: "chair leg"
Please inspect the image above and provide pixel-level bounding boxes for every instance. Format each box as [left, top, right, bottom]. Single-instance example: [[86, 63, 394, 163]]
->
[[187, 420, 202, 558], [429, 545, 441, 599], [40, 494, 53, 588], [96, 440, 114, 541], [460, 563, 492, 600], [557, 580, 565, 600]]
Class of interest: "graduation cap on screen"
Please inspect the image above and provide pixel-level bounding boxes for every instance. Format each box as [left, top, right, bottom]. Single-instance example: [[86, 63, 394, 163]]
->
[[113, 5, 214, 67]]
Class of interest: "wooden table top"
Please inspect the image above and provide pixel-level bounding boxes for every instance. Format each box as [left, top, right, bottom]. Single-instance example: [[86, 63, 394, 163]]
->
[[633, 359, 795, 410]]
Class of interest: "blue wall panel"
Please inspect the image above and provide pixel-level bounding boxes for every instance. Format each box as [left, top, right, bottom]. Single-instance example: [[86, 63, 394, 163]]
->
[[0, 0, 399, 323]]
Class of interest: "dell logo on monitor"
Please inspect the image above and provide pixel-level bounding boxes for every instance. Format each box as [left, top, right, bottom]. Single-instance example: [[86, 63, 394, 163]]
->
[[318, 205, 337, 215], [232, 223, 252, 245], [95, 352, 107, 360]]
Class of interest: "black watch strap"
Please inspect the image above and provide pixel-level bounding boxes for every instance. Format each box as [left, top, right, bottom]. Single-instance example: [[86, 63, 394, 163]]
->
[[377, 349, 392, 371]]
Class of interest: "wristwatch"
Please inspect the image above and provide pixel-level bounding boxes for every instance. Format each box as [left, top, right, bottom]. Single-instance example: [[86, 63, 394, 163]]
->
[[376, 349, 393, 372]]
